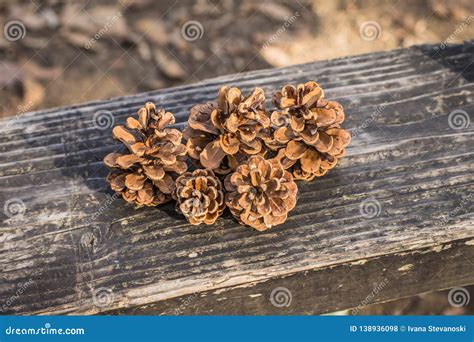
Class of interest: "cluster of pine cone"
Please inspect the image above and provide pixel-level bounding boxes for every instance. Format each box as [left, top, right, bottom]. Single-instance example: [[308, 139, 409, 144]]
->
[[103, 81, 351, 231]]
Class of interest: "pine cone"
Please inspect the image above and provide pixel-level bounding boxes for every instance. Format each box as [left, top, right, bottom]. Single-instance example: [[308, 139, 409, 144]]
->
[[225, 155, 298, 231], [173, 169, 225, 225], [184, 86, 271, 175], [269, 81, 351, 181], [103, 102, 188, 206]]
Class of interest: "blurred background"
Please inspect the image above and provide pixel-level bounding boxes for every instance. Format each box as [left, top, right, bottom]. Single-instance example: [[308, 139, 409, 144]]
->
[[0, 0, 473, 314], [1, 0, 474, 118]]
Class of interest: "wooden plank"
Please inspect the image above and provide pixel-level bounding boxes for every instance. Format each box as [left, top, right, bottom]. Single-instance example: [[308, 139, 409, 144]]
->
[[0, 41, 473, 315], [113, 237, 474, 315]]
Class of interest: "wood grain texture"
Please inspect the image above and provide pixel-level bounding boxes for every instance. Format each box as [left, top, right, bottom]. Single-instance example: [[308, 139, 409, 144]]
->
[[0, 42, 473, 315]]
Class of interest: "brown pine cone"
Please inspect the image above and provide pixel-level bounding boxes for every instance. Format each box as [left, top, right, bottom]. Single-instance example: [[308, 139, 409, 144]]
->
[[269, 81, 351, 181], [184, 86, 271, 175], [173, 169, 225, 225], [103, 102, 188, 206], [225, 155, 298, 231]]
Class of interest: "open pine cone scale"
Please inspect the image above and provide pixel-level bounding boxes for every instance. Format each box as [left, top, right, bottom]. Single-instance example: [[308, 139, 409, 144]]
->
[[185, 86, 271, 174], [225, 155, 298, 231], [173, 169, 225, 225], [104, 81, 350, 230], [103, 102, 188, 206], [269, 81, 351, 181]]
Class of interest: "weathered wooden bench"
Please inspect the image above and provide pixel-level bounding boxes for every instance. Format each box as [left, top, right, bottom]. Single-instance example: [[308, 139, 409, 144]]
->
[[1, 41, 473, 315]]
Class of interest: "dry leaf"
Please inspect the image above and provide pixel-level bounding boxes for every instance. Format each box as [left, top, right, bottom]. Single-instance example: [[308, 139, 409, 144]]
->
[[22, 78, 45, 110], [135, 18, 169, 45], [154, 49, 186, 80], [257, 3, 293, 21]]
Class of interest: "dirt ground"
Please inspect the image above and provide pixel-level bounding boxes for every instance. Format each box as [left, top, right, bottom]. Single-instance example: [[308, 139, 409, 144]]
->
[[1, 0, 474, 117], [0, 0, 473, 314]]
